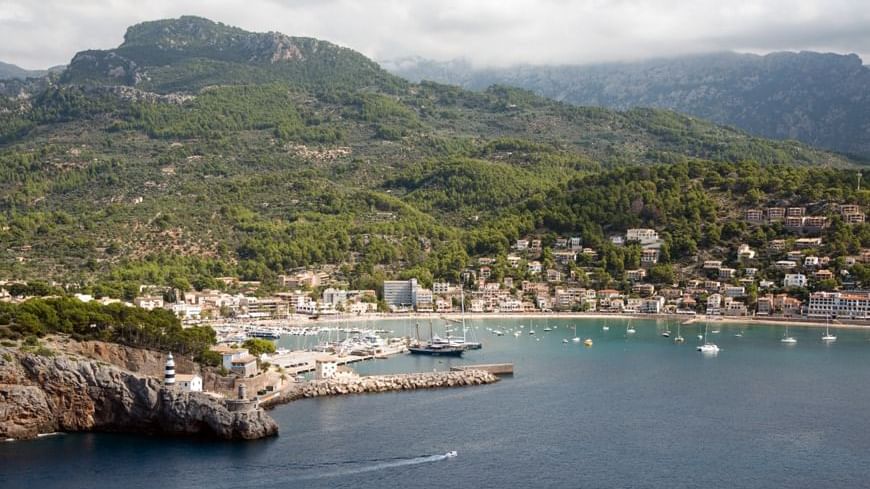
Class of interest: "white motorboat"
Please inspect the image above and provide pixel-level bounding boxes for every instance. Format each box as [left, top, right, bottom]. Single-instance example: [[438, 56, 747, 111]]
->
[[445, 450, 458, 458]]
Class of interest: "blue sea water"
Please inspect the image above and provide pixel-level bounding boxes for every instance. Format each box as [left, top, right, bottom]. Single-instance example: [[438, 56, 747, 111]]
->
[[3, 318, 870, 489]]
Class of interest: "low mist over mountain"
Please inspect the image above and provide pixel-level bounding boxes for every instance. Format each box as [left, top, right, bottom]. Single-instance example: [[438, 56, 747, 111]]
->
[[387, 52, 870, 158]]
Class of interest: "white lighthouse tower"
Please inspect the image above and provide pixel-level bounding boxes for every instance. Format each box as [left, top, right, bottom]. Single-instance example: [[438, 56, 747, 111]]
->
[[164, 352, 176, 386]]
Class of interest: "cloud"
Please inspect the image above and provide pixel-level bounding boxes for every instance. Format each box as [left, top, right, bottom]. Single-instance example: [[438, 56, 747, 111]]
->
[[0, 0, 868, 69]]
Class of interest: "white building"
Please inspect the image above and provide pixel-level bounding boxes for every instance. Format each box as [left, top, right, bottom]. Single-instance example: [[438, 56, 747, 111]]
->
[[737, 244, 755, 260], [783, 274, 808, 288], [175, 374, 203, 392], [706, 293, 723, 315], [808, 291, 870, 319], [626, 228, 659, 245]]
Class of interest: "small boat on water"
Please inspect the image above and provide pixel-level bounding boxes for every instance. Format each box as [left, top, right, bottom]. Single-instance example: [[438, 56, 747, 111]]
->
[[674, 322, 685, 343], [445, 451, 458, 458], [571, 325, 581, 343], [781, 325, 797, 344], [543, 327, 552, 332], [529, 330, 536, 335], [584, 338, 593, 347], [562, 338, 569, 344], [822, 317, 837, 342], [514, 331, 521, 337], [662, 331, 671, 338], [626, 321, 636, 335], [493, 330, 505, 336], [697, 323, 719, 353]]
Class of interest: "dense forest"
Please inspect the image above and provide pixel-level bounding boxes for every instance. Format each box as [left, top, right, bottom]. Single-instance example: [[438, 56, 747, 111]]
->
[[0, 16, 867, 300]]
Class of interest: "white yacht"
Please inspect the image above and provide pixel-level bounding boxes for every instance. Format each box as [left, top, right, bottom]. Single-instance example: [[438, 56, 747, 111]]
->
[[571, 325, 581, 343], [626, 321, 636, 335]]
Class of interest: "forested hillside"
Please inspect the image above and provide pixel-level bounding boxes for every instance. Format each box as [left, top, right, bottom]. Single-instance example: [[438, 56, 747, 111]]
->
[[388, 52, 870, 159], [0, 16, 867, 298]]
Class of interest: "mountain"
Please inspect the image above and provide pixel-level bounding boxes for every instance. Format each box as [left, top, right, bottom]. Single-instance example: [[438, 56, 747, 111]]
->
[[387, 52, 870, 158], [0, 61, 60, 80], [0, 17, 865, 295], [62, 16, 403, 93]]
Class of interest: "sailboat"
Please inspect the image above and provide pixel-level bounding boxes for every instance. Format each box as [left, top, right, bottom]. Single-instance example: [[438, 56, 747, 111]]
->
[[661, 321, 671, 337], [674, 321, 685, 343], [822, 316, 837, 342], [697, 322, 720, 353], [781, 324, 797, 344], [571, 325, 581, 343], [626, 320, 636, 335], [602, 321, 609, 332]]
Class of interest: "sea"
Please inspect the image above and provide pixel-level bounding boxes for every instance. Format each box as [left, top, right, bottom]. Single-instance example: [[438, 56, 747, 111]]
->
[[3, 317, 870, 489]]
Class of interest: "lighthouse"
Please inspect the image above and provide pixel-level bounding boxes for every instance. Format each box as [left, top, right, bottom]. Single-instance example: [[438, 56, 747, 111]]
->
[[164, 352, 176, 386]]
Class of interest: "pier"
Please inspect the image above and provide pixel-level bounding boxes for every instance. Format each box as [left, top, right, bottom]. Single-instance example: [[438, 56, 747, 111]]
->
[[451, 363, 514, 376]]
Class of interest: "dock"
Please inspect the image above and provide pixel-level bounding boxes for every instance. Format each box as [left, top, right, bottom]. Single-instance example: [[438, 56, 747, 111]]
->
[[451, 363, 514, 376]]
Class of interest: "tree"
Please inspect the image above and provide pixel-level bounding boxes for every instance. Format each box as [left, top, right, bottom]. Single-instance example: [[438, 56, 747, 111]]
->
[[242, 338, 276, 356]]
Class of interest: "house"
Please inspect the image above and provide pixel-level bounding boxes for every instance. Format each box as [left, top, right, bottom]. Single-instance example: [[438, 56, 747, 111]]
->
[[507, 255, 521, 268], [631, 283, 655, 296], [554, 238, 568, 248], [175, 374, 203, 392], [783, 274, 808, 288], [706, 294, 723, 315], [786, 250, 804, 262], [626, 269, 647, 282], [553, 250, 577, 265], [769, 239, 787, 251], [515, 239, 529, 251], [767, 207, 786, 220], [478, 257, 495, 265], [814, 269, 834, 281], [610, 236, 625, 246], [804, 256, 820, 268], [775, 260, 797, 270], [756, 295, 773, 315], [641, 249, 660, 266], [640, 297, 666, 314], [568, 237, 582, 250], [784, 216, 804, 229], [231, 355, 258, 377], [743, 268, 758, 277], [845, 212, 866, 224], [546, 269, 562, 283], [803, 216, 827, 231], [479, 266, 492, 280], [527, 261, 542, 274], [703, 260, 722, 270], [839, 204, 861, 216], [745, 209, 764, 222], [503, 277, 514, 289], [723, 286, 746, 298], [530, 239, 542, 251], [718, 268, 736, 280], [315, 360, 358, 381], [759, 279, 775, 289], [433, 282, 451, 294], [704, 280, 721, 290], [795, 237, 823, 249], [626, 228, 659, 245], [723, 298, 748, 317], [134, 296, 164, 310], [737, 244, 755, 260]]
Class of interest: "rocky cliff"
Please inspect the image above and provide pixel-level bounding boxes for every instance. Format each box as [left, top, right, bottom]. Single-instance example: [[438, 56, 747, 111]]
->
[[0, 348, 278, 441]]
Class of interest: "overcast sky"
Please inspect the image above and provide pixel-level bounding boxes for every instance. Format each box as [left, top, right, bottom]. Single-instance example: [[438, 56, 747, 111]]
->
[[1, 0, 869, 69]]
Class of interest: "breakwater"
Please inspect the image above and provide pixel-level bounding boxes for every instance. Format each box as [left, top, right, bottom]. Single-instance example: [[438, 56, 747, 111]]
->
[[299, 369, 498, 398]]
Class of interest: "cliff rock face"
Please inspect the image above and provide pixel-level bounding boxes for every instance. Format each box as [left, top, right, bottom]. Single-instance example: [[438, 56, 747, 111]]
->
[[0, 350, 278, 440]]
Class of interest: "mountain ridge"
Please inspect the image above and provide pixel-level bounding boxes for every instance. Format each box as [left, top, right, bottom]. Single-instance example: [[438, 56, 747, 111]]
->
[[386, 51, 870, 158]]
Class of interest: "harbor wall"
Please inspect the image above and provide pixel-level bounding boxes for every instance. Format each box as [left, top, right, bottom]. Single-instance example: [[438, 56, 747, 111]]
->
[[299, 369, 498, 398]]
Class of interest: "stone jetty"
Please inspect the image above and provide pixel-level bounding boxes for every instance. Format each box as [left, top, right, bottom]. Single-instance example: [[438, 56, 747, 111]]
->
[[300, 369, 498, 398]]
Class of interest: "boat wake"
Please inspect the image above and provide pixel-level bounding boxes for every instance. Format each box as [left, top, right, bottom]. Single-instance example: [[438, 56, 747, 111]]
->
[[289, 452, 456, 480]]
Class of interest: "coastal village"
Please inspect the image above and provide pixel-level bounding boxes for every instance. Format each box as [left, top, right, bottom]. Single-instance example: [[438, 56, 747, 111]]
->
[[4, 204, 870, 323]]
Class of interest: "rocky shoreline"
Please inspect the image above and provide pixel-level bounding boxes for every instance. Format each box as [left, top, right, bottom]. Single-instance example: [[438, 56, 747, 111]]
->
[[298, 370, 499, 398], [0, 349, 278, 441]]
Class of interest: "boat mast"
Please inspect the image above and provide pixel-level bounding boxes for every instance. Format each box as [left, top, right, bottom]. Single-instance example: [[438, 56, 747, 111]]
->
[[460, 284, 466, 343]]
